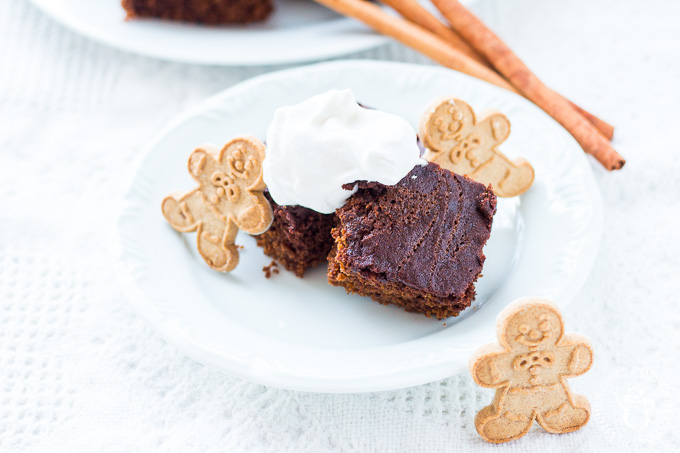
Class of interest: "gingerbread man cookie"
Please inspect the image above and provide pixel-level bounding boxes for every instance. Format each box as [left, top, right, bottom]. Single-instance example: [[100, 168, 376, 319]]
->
[[162, 136, 273, 272], [419, 97, 534, 197], [469, 298, 593, 443]]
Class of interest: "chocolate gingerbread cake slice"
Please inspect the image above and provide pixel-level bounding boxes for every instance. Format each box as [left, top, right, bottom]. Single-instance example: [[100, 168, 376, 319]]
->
[[255, 192, 335, 277], [328, 162, 496, 319], [122, 0, 273, 25]]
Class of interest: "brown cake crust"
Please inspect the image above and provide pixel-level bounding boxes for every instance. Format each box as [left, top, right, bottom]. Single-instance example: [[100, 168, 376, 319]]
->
[[122, 0, 273, 25], [255, 193, 335, 277], [328, 162, 496, 319]]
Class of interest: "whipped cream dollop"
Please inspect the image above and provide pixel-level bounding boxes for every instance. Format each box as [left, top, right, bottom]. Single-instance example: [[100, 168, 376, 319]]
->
[[263, 89, 424, 214]]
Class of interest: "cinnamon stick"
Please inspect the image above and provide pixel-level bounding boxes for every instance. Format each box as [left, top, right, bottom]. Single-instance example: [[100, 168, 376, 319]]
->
[[310, 0, 514, 92], [567, 100, 614, 140], [431, 0, 624, 169], [377, 0, 487, 65], [377, 0, 615, 141]]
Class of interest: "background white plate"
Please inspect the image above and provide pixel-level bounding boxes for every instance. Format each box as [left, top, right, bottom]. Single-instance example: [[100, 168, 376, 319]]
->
[[27, 0, 476, 65], [112, 60, 602, 392], [28, 0, 387, 65]]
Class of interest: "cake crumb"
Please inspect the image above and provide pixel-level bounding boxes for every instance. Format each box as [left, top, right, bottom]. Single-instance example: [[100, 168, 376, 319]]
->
[[263, 260, 280, 278], [236, 244, 244, 250]]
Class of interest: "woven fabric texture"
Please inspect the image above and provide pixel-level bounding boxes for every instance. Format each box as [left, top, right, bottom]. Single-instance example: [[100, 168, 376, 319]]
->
[[0, 0, 678, 451]]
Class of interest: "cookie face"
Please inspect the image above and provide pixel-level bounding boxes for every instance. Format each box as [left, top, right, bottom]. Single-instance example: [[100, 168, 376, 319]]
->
[[469, 297, 593, 443], [501, 304, 563, 351], [162, 136, 273, 272], [419, 97, 534, 197]]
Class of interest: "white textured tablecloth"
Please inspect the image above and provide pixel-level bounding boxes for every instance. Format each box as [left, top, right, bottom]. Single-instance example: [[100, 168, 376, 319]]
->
[[1, 0, 679, 451]]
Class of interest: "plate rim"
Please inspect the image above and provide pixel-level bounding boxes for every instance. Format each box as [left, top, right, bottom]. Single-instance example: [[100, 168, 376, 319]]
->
[[110, 59, 603, 392], [27, 0, 391, 66]]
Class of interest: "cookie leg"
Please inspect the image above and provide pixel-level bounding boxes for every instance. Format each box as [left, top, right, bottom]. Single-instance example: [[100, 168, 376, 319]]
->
[[498, 161, 533, 196], [470, 156, 533, 198], [196, 220, 237, 272], [537, 393, 590, 434], [475, 404, 533, 443]]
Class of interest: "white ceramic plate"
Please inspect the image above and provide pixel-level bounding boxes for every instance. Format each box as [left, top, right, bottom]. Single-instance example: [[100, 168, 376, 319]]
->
[[28, 0, 387, 65], [29, 0, 473, 65], [111, 60, 602, 392], [28, 0, 478, 65]]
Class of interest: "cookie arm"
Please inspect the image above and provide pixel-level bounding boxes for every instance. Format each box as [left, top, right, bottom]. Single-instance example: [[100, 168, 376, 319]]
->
[[469, 344, 512, 388], [234, 191, 273, 235], [477, 111, 510, 144], [162, 188, 203, 232], [561, 334, 594, 377]]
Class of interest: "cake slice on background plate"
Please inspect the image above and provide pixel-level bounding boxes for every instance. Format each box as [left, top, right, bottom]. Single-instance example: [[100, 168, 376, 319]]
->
[[122, 0, 273, 25]]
